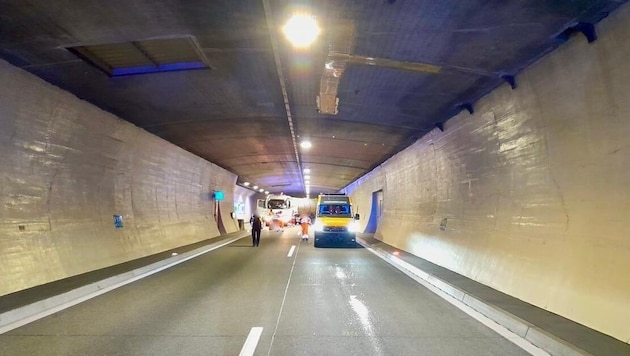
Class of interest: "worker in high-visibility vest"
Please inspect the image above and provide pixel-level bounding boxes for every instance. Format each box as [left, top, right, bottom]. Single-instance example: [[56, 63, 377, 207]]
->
[[300, 213, 311, 241]]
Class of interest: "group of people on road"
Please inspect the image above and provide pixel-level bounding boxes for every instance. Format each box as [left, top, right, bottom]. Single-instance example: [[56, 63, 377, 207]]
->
[[267, 209, 285, 232], [249, 212, 313, 246]]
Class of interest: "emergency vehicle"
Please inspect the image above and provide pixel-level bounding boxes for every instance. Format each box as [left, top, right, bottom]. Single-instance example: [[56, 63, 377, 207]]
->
[[312, 193, 360, 247]]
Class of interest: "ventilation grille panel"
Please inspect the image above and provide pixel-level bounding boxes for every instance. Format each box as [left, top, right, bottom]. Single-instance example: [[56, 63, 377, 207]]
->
[[67, 36, 211, 76]]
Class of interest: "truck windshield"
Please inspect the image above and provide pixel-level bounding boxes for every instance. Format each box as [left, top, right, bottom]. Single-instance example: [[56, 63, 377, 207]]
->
[[318, 204, 351, 217], [267, 199, 288, 209]]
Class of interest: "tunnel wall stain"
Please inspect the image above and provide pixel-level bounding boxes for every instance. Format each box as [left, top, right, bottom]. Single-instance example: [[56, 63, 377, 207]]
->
[[0, 59, 238, 297], [345, 3, 630, 344]]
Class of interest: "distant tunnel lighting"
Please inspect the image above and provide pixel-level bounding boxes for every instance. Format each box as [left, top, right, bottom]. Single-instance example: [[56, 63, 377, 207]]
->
[[265, 191, 269, 194], [259, 189, 264, 192], [243, 182, 250, 186], [283, 14, 320, 48], [253, 185, 259, 189], [303, 168, 311, 173], [300, 140, 312, 149]]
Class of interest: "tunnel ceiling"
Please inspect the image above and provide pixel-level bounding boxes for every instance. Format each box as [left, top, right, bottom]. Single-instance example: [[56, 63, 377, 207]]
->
[[1, 0, 625, 197]]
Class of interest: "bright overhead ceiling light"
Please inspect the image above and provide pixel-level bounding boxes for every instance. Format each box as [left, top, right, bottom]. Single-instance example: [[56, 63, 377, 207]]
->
[[259, 189, 264, 192], [300, 140, 312, 149], [283, 14, 320, 48], [253, 185, 259, 189], [243, 182, 250, 186], [303, 168, 311, 174]]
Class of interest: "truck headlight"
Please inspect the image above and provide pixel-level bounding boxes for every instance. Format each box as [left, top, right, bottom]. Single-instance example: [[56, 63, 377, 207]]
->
[[347, 221, 359, 233], [312, 221, 324, 232]]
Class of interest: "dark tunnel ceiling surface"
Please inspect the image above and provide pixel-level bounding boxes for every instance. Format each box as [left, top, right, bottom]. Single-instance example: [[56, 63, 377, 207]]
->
[[0, 0, 625, 196]]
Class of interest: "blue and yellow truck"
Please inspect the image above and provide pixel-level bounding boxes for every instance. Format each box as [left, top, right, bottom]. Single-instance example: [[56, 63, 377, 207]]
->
[[312, 194, 360, 247]]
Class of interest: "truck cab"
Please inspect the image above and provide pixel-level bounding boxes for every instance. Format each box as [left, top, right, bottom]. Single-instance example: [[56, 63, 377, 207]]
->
[[256, 193, 297, 227], [313, 194, 360, 247]]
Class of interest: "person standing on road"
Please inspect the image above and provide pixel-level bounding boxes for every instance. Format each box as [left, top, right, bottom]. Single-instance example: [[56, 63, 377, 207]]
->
[[300, 213, 311, 241], [251, 214, 263, 247]]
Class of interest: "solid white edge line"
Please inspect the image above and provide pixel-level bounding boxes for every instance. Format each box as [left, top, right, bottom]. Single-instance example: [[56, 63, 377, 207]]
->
[[360, 243, 550, 356], [239, 327, 264, 356], [287, 245, 296, 257], [0, 235, 245, 334]]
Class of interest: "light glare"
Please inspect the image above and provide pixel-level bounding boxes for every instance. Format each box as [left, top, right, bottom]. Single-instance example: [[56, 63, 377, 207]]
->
[[283, 14, 320, 48]]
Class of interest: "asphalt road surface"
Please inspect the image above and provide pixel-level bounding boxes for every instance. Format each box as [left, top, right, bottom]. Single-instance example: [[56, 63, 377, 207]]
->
[[0, 227, 530, 356]]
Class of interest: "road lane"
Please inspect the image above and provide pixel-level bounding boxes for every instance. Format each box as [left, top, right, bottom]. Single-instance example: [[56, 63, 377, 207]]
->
[[267, 231, 531, 355], [1, 227, 531, 355]]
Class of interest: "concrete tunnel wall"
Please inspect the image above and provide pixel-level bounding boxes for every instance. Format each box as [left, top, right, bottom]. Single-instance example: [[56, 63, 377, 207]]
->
[[0, 58, 240, 297], [345, 4, 630, 343]]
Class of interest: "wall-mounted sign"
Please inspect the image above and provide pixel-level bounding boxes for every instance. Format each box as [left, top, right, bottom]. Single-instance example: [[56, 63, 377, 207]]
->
[[234, 201, 245, 220], [113, 214, 123, 228]]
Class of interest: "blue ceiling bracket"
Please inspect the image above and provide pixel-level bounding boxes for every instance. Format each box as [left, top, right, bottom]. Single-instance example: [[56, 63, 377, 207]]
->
[[555, 22, 597, 43], [458, 103, 474, 115], [576, 22, 597, 43], [501, 75, 517, 89]]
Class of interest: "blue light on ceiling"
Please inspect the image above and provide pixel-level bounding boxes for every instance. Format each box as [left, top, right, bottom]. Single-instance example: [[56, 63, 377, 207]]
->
[[111, 61, 207, 76]]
